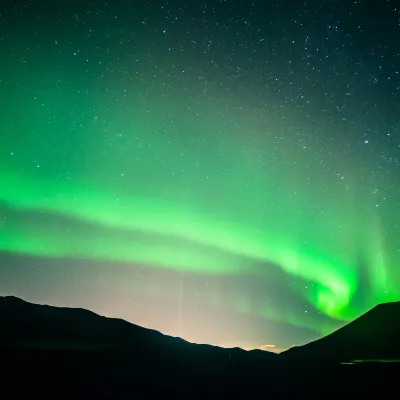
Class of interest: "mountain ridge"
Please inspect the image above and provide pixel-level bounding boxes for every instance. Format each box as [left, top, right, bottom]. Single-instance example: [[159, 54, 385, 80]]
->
[[2, 295, 400, 362], [0, 295, 279, 359], [1, 295, 400, 398], [282, 300, 400, 361], [0, 296, 400, 361]]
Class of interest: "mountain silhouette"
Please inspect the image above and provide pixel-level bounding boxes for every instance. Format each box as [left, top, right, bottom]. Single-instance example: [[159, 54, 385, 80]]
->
[[0, 295, 174, 350], [0, 296, 283, 398], [1, 296, 400, 398], [0, 295, 278, 359], [283, 301, 400, 362]]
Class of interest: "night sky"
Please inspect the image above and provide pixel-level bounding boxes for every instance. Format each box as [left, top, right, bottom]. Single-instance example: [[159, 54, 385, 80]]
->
[[1, 0, 400, 351]]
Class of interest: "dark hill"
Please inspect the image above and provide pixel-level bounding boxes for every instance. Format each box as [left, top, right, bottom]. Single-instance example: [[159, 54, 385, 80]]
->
[[0, 296, 284, 398], [0, 295, 170, 349], [283, 301, 400, 362], [1, 296, 400, 398], [0, 295, 280, 360]]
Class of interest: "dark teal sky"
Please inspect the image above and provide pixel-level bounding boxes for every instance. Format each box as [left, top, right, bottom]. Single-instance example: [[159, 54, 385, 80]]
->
[[1, 0, 400, 350]]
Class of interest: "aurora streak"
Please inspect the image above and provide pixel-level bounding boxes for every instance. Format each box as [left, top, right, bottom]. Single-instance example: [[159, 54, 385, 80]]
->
[[1, 0, 400, 349]]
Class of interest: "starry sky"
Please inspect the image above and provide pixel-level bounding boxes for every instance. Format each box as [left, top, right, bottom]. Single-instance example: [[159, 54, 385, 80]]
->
[[1, 0, 400, 351]]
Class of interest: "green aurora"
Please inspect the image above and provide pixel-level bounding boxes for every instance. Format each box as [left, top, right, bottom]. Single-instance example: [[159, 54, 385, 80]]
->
[[1, 0, 400, 344], [1, 82, 399, 328]]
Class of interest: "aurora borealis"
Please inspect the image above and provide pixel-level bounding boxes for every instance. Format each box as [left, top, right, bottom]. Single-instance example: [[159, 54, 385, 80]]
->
[[1, 0, 400, 350]]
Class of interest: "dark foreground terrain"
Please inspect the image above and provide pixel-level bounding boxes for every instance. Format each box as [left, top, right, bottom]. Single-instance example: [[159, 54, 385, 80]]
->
[[1, 296, 400, 398], [3, 346, 400, 398]]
